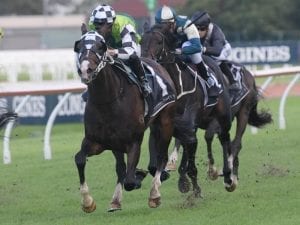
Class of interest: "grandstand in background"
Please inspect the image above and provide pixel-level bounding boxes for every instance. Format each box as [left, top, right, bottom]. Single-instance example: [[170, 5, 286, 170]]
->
[[0, 0, 186, 50]]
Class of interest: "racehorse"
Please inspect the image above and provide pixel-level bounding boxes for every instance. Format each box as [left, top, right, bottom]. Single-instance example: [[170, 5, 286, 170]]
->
[[141, 24, 235, 194], [165, 50, 273, 184], [74, 27, 176, 212]]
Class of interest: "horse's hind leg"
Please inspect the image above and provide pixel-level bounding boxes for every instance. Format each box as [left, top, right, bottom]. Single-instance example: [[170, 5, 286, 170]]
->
[[108, 151, 126, 212], [124, 141, 143, 191], [229, 109, 249, 186], [149, 112, 174, 208], [74, 139, 98, 213], [166, 138, 181, 171], [148, 125, 170, 182], [205, 120, 220, 180]]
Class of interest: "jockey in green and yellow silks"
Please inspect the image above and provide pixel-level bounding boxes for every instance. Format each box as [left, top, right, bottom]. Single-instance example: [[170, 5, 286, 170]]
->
[[87, 4, 151, 97]]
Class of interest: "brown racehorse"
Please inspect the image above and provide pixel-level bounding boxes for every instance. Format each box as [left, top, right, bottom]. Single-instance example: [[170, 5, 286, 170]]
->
[[141, 24, 235, 194], [144, 24, 272, 187], [74, 28, 176, 212]]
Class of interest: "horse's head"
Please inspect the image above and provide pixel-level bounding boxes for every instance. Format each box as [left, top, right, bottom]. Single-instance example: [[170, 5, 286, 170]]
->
[[141, 24, 177, 62], [74, 30, 108, 84]]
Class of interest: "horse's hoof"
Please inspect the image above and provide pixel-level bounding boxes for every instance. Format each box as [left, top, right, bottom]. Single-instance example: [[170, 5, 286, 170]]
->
[[207, 167, 219, 180], [148, 197, 161, 208], [224, 181, 237, 192], [107, 202, 122, 212], [166, 162, 176, 171], [82, 200, 96, 213], [178, 176, 190, 193]]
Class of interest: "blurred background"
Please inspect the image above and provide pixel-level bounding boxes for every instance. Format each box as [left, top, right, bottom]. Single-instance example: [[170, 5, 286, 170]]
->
[[0, 0, 299, 126], [1, 0, 300, 50]]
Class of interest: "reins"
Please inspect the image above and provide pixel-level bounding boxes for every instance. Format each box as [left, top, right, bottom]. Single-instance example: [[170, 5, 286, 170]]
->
[[148, 30, 198, 99]]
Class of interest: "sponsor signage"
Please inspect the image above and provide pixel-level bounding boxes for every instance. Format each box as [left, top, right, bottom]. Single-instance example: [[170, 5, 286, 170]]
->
[[1, 93, 85, 124], [230, 41, 299, 65]]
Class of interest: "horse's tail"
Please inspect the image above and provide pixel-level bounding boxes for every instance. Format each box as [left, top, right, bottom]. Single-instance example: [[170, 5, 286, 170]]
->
[[247, 79, 273, 128]]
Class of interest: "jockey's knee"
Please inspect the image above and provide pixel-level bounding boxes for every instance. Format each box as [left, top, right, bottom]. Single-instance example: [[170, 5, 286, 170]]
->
[[129, 53, 139, 63]]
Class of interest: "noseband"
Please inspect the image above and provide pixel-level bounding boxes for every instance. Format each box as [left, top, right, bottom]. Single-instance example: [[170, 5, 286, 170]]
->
[[79, 47, 115, 83]]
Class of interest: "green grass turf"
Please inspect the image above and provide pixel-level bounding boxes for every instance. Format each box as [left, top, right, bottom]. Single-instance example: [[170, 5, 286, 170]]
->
[[0, 97, 299, 225]]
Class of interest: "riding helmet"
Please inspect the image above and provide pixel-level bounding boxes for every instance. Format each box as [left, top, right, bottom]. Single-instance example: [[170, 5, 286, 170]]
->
[[191, 11, 211, 28], [89, 4, 116, 25], [155, 5, 176, 24]]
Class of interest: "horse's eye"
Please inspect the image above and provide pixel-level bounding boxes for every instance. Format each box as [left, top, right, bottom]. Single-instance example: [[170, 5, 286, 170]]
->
[[87, 68, 93, 73]]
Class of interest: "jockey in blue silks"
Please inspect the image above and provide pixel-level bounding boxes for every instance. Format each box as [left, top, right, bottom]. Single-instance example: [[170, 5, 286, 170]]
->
[[155, 5, 221, 96]]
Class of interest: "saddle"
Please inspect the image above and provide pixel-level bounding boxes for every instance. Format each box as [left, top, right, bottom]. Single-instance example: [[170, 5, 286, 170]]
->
[[112, 59, 176, 119], [226, 61, 249, 106]]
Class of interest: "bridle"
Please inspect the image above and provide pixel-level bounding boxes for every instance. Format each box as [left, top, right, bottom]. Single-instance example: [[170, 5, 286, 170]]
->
[[147, 30, 176, 64], [79, 44, 114, 83]]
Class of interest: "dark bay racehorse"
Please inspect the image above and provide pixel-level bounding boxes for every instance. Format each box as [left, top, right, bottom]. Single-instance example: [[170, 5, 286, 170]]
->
[[202, 59, 273, 183], [168, 58, 273, 183], [141, 24, 235, 195], [74, 29, 176, 212]]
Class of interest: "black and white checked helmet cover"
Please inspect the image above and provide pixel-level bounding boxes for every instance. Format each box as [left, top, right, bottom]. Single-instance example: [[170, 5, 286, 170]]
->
[[80, 31, 105, 54], [90, 4, 116, 24]]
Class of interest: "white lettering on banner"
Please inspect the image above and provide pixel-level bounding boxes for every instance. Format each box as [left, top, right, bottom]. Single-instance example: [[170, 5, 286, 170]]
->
[[57, 94, 85, 116], [13, 96, 46, 117], [0, 98, 8, 114], [230, 46, 291, 64]]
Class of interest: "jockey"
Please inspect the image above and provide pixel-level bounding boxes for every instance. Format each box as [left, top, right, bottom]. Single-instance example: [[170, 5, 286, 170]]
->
[[191, 10, 239, 91], [88, 4, 152, 97], [155, 5, 221, 96]]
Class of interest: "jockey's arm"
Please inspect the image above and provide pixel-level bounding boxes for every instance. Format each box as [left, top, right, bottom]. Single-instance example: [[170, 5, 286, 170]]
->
[[181, 22, 202, 55], [110, 24, 139, 60], [204, 27, 226, 57]]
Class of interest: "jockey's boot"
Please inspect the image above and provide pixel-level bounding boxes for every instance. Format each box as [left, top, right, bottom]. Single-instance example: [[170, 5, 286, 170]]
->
[[196, 61, 221, 97], [220, 62, 240, 91], [129, 54, 152, 97]]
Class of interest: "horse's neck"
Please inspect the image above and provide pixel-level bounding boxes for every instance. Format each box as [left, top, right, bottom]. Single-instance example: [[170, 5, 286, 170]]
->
[[162, 62, 182, 94], [89, 65, 122, 104]]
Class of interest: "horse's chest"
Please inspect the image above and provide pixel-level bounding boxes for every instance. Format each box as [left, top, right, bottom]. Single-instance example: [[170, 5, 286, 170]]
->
[[84, 105, 144, 144]]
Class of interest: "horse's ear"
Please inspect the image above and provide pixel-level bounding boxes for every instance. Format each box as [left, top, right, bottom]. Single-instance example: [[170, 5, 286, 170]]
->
[[74, 40, 81, 53], [81, 23, 88, 35], [143, 22, 150, 33]]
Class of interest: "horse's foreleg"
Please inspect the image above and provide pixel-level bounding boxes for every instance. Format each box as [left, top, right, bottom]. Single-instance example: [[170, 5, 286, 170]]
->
[[75, 150, 96, 213], [177, 144, 190, 193], [186, 141, 202, 198], [218, 130, 236, 192]]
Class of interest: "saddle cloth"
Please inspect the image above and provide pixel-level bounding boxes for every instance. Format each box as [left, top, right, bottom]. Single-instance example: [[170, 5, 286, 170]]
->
[[112, 59, 176, 119]]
